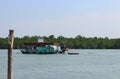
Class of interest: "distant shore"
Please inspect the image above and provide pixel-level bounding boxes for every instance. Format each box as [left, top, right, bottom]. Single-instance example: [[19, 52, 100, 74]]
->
[[0, 35, 120, 49]]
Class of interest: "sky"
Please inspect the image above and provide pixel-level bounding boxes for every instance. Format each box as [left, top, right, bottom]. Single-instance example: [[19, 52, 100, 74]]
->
[[1, 0, 120, 38]]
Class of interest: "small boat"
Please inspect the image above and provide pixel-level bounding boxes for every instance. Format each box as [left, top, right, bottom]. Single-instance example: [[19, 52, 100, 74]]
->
[[68, 52, 79, 55]]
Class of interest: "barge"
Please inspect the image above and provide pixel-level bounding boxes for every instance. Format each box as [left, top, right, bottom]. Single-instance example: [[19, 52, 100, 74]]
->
[[21, 39, 66, 54]]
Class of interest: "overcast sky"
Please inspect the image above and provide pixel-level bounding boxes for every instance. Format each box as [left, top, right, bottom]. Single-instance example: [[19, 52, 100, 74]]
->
[[1, 0, 120, 38]]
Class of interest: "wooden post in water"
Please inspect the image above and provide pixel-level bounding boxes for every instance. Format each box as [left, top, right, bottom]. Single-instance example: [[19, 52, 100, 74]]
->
[[8, 30, 14, 79]]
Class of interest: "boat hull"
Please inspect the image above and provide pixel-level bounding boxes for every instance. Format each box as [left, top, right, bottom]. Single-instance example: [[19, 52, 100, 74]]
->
[[68, 52, 79, 55], [20, 49, 63, 54]]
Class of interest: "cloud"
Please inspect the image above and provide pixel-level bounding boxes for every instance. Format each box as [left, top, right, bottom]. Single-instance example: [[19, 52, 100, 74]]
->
[[1, 12, 120, 38], [13, 12, 120, 27]]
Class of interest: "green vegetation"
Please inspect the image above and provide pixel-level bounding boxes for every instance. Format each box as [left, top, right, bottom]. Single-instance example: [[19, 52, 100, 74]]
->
[[0, 35, 120, 49]]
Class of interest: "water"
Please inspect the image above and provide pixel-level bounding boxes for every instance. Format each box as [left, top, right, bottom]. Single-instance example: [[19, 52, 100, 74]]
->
[[1, 49, 120, 79]]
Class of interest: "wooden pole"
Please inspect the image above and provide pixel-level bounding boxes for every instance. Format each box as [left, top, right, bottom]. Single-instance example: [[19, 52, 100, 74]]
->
[[8, 30, 14, 79]]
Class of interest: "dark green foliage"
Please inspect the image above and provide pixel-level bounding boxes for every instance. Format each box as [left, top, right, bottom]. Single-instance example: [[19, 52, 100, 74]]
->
[[1, 35, 120, 49]]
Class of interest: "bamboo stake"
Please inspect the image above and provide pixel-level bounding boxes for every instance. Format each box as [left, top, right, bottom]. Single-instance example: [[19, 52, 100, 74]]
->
[[8, 30, 14, 79]]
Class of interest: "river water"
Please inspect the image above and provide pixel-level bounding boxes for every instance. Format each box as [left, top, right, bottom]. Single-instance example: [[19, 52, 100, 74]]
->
[[1, 49, 120, 79]]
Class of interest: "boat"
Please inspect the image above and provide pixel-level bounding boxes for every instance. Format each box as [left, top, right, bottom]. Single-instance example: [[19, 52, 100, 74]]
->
[[21, 38, 66, 54], [68, 52, 79, 55]]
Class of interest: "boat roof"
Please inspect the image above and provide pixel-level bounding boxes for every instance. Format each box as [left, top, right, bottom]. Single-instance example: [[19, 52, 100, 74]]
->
[[23, 42, 59, 46]]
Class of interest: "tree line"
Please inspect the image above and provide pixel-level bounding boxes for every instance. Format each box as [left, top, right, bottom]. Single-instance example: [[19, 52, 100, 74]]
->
[[0, 35, 120, 49]]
